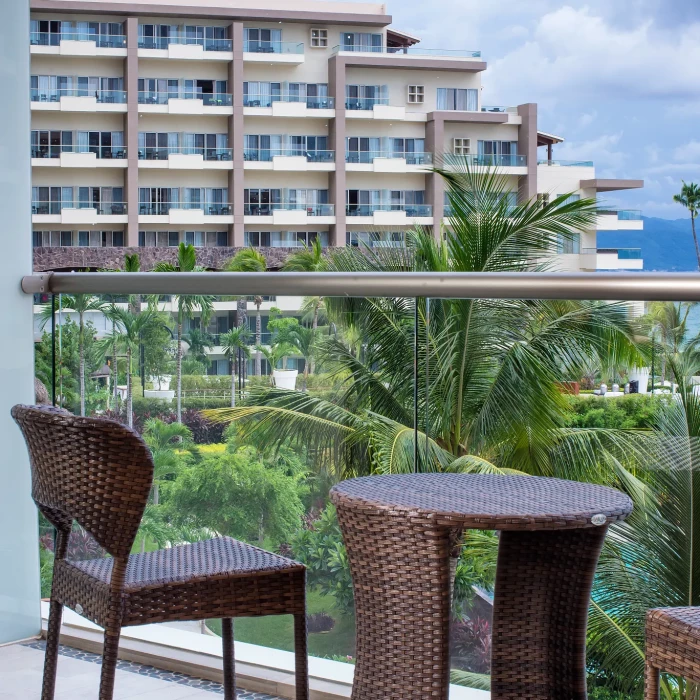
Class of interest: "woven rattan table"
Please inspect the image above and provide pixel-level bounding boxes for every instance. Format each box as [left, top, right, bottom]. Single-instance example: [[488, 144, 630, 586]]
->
[[330, 473, 633, 700]]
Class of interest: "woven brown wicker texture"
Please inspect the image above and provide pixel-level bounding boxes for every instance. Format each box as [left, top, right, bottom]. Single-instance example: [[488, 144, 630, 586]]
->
[[330, 473, 633, 700], [645, 607, 700, 698], [12, 405, 309, 700]]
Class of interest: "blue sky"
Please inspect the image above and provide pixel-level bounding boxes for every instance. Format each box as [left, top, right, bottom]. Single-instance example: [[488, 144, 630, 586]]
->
[[348, 0, 700, 219]]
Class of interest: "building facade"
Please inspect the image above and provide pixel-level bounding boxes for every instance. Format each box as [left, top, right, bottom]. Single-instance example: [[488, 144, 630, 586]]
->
[[29, 0, 644, 275]]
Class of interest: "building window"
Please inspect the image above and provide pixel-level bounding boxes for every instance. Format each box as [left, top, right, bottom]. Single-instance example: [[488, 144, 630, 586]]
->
[[407, 85, 424, 104], [557, 232, 580, 255], [453, 138, 471, 155], [437, 87, 478, 111], [310, 29, 328, 48]]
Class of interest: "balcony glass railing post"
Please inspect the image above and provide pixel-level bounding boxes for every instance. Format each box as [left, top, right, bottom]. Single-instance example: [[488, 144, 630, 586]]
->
[[344, 96, 390, 111], [31, 201, 127, 215], [537, 159, 595, 167]]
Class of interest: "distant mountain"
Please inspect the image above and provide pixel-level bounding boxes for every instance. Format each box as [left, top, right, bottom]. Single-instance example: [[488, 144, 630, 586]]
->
[[597, 217, 698, 271]]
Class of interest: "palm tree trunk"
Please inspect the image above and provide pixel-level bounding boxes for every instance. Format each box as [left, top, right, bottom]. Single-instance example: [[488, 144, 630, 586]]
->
[[176, 308, 183, 423], [310, 298, 321, 374], [231, 365, 236, 407], [111, 320, 118, 412], [79, 310, 86, 416], [153, 483, 159, 506], [303, 361, 309, 392], [258, 512, 264, 546], [692, 215, 700, 271], [127, 346, 133, 429], [255, 303, 262, 377]]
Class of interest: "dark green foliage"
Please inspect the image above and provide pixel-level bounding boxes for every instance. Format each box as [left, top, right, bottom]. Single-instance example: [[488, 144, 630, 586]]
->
[[565, 395, 661, 430]]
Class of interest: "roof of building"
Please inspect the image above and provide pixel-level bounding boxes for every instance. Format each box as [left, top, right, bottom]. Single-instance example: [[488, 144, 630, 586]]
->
[[387, 28, 421, 46], [537, 131, 565, 147]]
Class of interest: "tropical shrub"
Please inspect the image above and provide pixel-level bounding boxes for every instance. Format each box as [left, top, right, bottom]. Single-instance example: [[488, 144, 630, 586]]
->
[[450, 616, 492, 674], [565, 395, 661, 430], [306, 612, 336, 633]]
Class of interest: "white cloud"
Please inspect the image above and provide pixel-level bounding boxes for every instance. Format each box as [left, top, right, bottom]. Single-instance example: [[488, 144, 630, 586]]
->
[[485, 7, 700, 103], [673, 140, 700, 163], [578, 111, 597, 128], [555, 132, 626, 171]]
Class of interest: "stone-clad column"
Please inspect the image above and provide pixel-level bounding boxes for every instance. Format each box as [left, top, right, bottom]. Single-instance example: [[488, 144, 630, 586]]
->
[[426, 114, 445, 239], [124, 17, 140, 247], [328, 55, 346, 247], [517, 103, 538, 203], [229, 22, 245, 247]]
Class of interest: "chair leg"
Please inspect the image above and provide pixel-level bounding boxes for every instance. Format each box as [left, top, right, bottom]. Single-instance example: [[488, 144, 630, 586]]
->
[[41, 600, 63, 700], [645, 662, 660, 700], [294, 612, 309, 700], [98, 625, 122, 700], [222, 618, 236, 700]]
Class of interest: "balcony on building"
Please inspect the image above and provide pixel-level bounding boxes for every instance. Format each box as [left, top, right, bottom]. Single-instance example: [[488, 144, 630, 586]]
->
[[137, 81, 233, 115], [347, 230, 406, 248], [445, 153, 528, 175], [138, 146, 233, 170], [344, 88, 401, 120], [581, 247, 644, 271], [242, 27, 305, 64], [244, 145, 335, 171], [29, 20, 127, 57], [31, 200, 127, 225], [31, 144, 127, 169], [139, 230, 229, 248], [596, 209, 644, 231], [30, 86, 127, 113], [243, 90, 334, 117], [346, 202, 433, 226], [138, 201, 233, 225], [138, 23, 232, 60], [245, 231, 330, 249], [345, 149, 432, 172], [243, 202, 335, 226]]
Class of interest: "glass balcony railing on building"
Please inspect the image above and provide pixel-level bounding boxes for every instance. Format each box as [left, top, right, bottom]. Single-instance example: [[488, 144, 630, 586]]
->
[[537, 159, 595, 167], [138, 202, 232, 216], [242, 93, 334, 109], [138, 146, 232, 162], [137, 91, 232, 106], [333, 44, 481, 58], [582, 247, 643, 259], [31, 145, 127, 160], [244, 148, 335, 163], [30, 31, 127, 48], [345, 151, 433, 165], [31, 201, 126, 215], [31, 88, 127, 103], [345, 96, 390, 111], [347, 231, 406, 248], [346, 204, 433, 217], [243, 203, 334, 216], [243, 40, 304, 54], [138, 36, 232, 51]]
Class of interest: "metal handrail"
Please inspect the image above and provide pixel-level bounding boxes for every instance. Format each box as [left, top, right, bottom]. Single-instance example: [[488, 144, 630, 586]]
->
[[19, 272, 700, 301]]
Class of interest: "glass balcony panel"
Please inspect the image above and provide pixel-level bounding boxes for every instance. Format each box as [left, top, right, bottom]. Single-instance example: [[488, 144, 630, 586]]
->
[[32, 201, 127, 214], [137, 92, 232, 106], [243, 148, 334, 162], [243, 93, 334, 109], [138, 146, 232, 161], [334, 45, 481, 58], [345, 151, 433, 165], [345, 203, 432, 216], [31, 145, 127, 159], [243, 40, 304, 54]]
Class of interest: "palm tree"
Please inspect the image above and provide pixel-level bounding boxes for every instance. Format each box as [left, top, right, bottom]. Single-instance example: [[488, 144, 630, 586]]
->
[[288, 324, 317, 391], [142, 418, 194, 505], [182, 328, 215, 368], [42, 294, 110, 417], [674, 181, 700, 270], [645, 301, 697, 383], [220, 326, 251, 406], [208, 164, 640, 478], [103, 307, 158, 428], [153, 243, 215, 423], [225, 248, 267, 377]]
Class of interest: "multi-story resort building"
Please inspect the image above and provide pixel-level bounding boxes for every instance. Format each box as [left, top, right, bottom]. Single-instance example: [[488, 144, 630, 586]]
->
[[29, 0, 646, 375]]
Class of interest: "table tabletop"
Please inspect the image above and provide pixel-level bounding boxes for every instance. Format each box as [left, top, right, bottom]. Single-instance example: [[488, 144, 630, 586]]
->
[[330, 473, 632, 531]]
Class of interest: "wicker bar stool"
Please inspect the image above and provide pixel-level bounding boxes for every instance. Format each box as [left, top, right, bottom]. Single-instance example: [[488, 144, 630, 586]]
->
[[646, 608, 700, 699], [12, 405, 309, 700]]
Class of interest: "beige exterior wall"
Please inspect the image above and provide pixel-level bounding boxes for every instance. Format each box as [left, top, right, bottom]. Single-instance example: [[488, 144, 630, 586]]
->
[[138, 169, 229, 187], [32, 169, 125, 186], [243, 117, 330, 136], [31, 55, 125, 77], [138, 57, 229, 81], [31, 112, 126, 130], [243, 171, 330, 189], [138, 114, 230, 131]]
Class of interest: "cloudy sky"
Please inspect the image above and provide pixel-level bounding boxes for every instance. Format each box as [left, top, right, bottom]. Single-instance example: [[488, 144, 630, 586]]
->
[[348, 0, 700, 219]]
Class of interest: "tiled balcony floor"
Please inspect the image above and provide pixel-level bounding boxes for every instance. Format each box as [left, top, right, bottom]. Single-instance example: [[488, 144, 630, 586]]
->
[[0, 640, 282, 699]]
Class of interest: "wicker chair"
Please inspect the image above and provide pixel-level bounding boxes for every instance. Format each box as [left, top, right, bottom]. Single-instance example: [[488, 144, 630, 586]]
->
[[646, 607, 700, 699], [12, 405, 309, 700]]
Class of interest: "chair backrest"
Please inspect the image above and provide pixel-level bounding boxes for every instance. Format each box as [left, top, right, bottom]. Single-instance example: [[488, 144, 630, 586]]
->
[[11, 405, 154, 558]]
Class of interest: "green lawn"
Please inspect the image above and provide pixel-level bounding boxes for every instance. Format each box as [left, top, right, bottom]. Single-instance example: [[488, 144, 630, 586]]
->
[[207, 589, 356, 660]]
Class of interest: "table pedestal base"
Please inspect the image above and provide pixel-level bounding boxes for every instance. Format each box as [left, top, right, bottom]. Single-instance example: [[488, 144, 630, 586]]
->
[[491, 527, 607, 700]]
